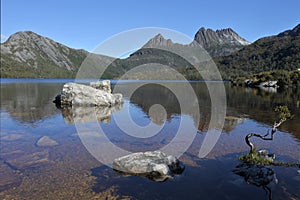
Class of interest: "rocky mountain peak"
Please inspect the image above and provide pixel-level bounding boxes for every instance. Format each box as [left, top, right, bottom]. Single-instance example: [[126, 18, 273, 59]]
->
[[1, 31, 88, 72], [194, 27, 250, 47], [192, 27, 250, 57], [143, 34, 174, 48], [5, 31, 69, 51], [137, 27, 250, 58], [6, 31, 36, 40]]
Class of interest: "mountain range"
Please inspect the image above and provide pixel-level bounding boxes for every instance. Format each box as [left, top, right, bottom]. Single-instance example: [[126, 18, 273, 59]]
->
[[141, 27, 250, 57], [1, 24, 299, 79]]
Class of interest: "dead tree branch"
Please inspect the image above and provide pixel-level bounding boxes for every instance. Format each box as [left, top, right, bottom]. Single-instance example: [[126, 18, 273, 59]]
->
[[244, 106, 291, 153]]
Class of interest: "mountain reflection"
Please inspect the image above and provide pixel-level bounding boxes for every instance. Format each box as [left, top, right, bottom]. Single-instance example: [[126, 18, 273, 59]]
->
[[124, 82, 299, 138], [126, 83, 245, 132], [0, 82, 63, 124], [1, 80, 299, 141]]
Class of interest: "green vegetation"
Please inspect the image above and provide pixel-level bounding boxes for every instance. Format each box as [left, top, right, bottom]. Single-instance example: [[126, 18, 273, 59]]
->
[[274, 105, 293, 121], [239, 148, 274, 165], [239, 148, 300, 167], [216, 24, 300, 80], [232, 70, 300, 87]]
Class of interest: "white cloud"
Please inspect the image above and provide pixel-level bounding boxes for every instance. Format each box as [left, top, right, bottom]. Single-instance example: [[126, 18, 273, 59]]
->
[[1, 34, 7, 42]]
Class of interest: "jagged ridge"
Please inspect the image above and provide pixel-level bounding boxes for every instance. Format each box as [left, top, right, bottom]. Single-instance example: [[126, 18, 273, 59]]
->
[[137, 27, 250, 58], [191, 27, 250, 57]]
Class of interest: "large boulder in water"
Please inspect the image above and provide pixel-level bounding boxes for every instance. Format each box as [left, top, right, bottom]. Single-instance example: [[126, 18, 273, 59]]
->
[[112, 151, 184, 182], [55, 81, 123, 107]]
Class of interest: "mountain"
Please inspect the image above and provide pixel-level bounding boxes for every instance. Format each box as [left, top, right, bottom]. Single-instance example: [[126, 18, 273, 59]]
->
[[0, 27, 249, 79], [2, 25, 298, 80], [141, 28, 250, 57], [191, 27, 250, 57], [0, 31, 90, 78], [125, 34, 194, 69], [143, 33, 175, 47], [116, 34, 199, 79], [0, 31, 119, 79], [118, 28, 249, 80], [215, 23, 300, 79]]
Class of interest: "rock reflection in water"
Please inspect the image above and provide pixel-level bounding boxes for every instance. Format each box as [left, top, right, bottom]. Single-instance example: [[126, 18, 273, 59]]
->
[[60, 104, 123, 124], [233, 163, 277, 200]]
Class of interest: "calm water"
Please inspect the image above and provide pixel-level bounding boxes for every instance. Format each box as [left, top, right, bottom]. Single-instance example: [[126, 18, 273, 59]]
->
[[0, 79, 299, 200]]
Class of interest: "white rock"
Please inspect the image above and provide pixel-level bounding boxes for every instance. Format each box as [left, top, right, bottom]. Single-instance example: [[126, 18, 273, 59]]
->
[[60, 82, 123, 106], [112, 151, 184, 181], [153, 164, 170, 176]]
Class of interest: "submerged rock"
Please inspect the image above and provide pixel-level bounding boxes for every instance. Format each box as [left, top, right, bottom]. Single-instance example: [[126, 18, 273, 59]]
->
[[1, 134, 23, 141], [0, 161, 21, 191], [36, 136, 58, 147], [112, 151, 184, 182], [6, 150, 52, 170], [54, 80, 123, 107]]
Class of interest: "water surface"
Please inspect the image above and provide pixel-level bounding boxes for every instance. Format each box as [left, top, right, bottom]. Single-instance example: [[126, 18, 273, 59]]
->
[[0, 79, 299, 199]]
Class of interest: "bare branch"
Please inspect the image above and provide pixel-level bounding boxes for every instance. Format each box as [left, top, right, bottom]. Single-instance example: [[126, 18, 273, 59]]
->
[[245, 106, 291, 153]]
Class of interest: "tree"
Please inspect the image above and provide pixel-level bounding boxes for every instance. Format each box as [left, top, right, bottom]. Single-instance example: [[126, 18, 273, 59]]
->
[[240, 106, 296, 166]]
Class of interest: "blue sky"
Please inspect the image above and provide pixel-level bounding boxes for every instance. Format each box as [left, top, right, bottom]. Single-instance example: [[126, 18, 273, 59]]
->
[[1, 0, 300, 52]]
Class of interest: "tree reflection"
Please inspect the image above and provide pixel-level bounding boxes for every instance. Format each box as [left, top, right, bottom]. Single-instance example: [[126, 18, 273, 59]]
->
[[233, 163, 276, 200]]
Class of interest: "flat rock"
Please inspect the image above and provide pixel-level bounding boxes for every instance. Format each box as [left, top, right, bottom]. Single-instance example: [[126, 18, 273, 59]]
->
[[0, 150, 25, 160], [6, 150, 52, 170], [36, 136, 58, 147], [113, 151, 184, 182]]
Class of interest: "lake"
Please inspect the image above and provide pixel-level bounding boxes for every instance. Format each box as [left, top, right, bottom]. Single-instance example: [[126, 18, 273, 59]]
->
[[0, 79, 299, 200]]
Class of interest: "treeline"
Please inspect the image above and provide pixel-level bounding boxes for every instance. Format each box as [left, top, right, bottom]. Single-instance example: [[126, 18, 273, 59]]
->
[[232, 70, 300, 88]]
